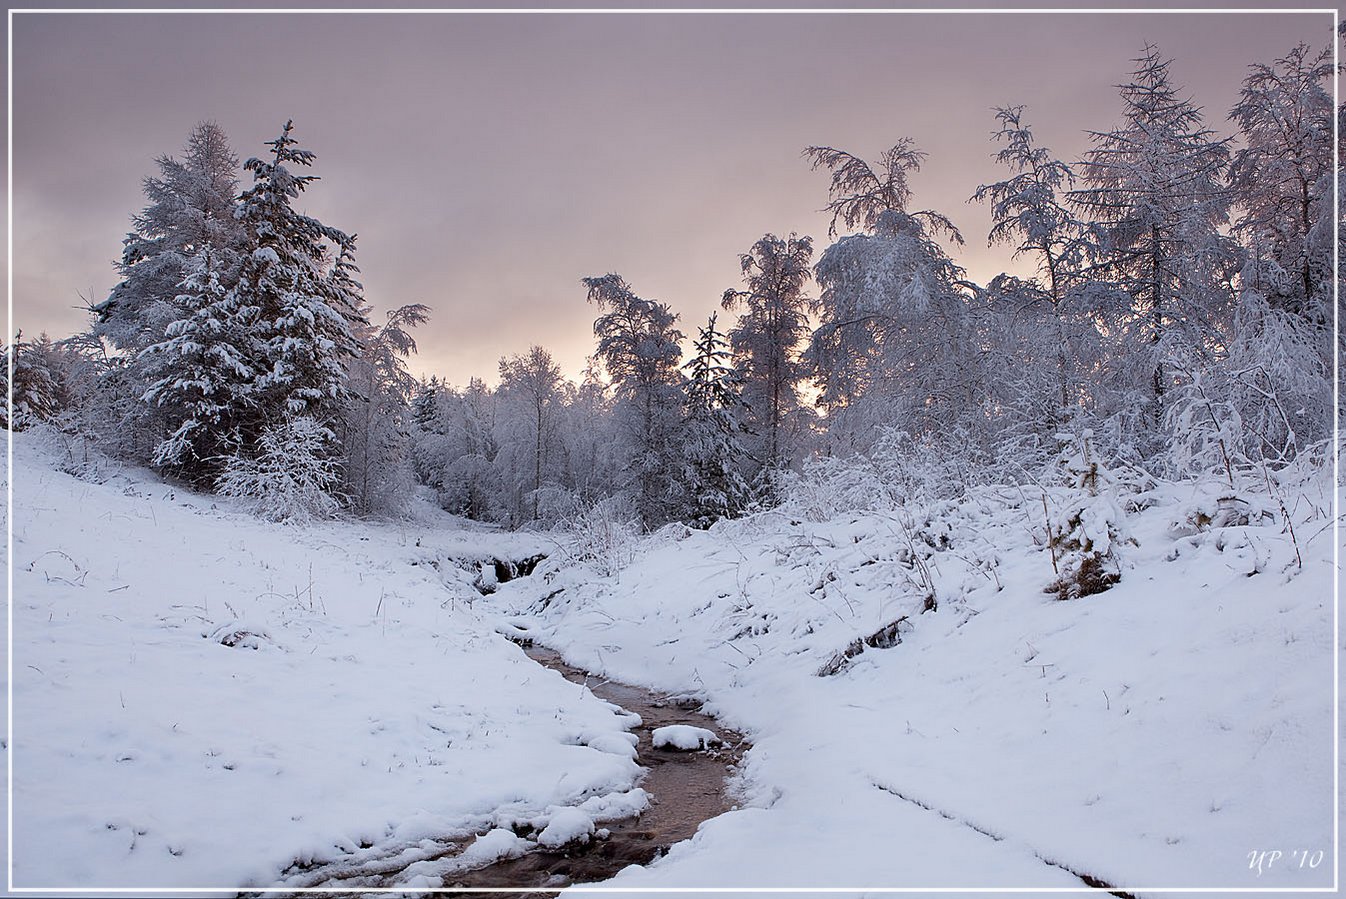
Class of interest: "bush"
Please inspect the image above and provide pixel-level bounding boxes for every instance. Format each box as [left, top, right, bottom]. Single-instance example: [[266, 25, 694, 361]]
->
[[216, 416, 343, 524], [556, 495, 640, 577], [1044, 432, 1132, 601]]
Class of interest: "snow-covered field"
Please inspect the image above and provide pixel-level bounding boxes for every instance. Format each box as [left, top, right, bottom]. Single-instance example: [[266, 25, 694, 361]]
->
[[493, 467, 1337, 894], [7, 432, 647, 890], [5, 429, 1338, 895]]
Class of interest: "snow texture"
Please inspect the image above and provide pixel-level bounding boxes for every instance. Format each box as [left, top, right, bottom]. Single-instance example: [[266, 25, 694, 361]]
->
[[652, 724, 721, 751]]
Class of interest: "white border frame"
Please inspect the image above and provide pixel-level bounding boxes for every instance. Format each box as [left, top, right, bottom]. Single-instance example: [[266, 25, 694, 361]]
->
[[5, 5, 1340, 895]]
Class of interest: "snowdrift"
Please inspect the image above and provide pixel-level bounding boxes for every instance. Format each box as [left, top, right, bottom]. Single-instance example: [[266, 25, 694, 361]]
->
[[497, 468, 1336, 892], [7, 432, 645, 890]]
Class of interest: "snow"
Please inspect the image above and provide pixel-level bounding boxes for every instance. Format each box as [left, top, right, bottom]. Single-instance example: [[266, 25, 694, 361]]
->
[[7, 428, 1335, 894], [536, 806, 595, 849], [7, 432, 643, 890], [652, 724, 720, 751], [494, 469, 1336, 892]]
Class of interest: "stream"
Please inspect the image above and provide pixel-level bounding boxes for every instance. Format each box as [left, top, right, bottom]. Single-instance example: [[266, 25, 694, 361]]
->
[[443, 644, 749, 894], [255, 639, 748, 897]]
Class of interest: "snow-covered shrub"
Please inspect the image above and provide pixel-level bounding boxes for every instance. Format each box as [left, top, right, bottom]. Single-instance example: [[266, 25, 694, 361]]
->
[[1044, 432, 1132, 601], [1168, 485, 1273, 538], [24, 418, 119, 484], [781, 427, 978, 521], [531, 485, 585, 530], [557, 495, 640, 577], [215, 416, 343, 524]]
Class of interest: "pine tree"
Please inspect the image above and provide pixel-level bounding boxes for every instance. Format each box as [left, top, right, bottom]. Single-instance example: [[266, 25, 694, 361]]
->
[[2, 331, 61, 431], [233, 120, 367, 445], [584, 273, 687, 530], [95, 121, 243, 354], [139, 245, 259, 482], [682, 313, 751, 526], [1071, 46, 1239, 428], [721, 233, 813, 477]]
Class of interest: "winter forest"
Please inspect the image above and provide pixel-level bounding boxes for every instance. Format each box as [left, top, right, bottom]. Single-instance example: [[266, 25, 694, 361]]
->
[[6, 11, 1340, 895]]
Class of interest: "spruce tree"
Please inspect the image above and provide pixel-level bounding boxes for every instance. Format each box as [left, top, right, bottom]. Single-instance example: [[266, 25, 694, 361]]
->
[[232, 121, 367, 445], [682, 313, 750, 526], [140, 245, 259, 483]]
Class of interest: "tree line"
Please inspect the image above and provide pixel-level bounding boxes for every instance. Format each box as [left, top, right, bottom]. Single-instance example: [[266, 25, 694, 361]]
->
[[5, 40, 1337, 529]]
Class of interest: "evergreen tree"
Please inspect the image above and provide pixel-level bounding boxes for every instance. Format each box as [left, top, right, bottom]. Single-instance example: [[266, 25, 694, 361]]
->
[[232, 120, 367, 446], [682, 313, 751, 526], [721, 233, 814, 477], [2, 331, 61, 431], [139, 245, 259, 482], [95, 121, 244, 354]]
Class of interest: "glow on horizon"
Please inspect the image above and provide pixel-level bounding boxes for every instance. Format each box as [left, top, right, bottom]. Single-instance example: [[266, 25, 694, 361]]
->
[[9, 9, 1334, 388]]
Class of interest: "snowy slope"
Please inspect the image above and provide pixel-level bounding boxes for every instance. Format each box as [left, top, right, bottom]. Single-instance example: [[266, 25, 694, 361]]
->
[[496, 471, 1336, 894], [7, 431, 646, 890]]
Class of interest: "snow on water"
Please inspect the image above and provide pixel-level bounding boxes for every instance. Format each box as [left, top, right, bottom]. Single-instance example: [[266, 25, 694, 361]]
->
[[652, 724, 720, 751], [494, 470, 1336, 894], [7, 432, 643, 890]]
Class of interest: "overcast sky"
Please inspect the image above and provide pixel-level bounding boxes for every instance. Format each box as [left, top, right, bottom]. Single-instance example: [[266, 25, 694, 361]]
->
[[9, 8, 1335, 384]]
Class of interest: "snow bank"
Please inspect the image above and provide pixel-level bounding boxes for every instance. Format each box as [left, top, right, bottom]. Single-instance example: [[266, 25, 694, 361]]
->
[[8, 433, 640, 890], [497, 471, 1335, 891]]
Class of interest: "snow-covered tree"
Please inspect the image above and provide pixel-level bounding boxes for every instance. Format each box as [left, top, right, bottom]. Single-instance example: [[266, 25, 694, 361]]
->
[[94, 121, 244, 354], [1044, 432, 1132, 601], [721, 233, 814, 478], [216, 415, 343, 524], [2, 331, 61, 430], [1071, 46, 1239, 429], [410, 377, 501, 519], [139, 244, 259, 483], [557, 361, 619, 510], [584, 273, 687, 529], [342, 303, 430, 516], [804, 140, 961, 241], [1228, 42, 1334, 323], [804, 140, 975, 453], [682, 314, 751, 526], [496, 345, 565, 524], [971, 107, 1127, 461], [233, 121, 366, 445]]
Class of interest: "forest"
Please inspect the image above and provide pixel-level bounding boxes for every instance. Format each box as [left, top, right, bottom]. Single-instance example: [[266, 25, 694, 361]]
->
[[5, 38, 1337, 582], [7, 20, 1338, 893]]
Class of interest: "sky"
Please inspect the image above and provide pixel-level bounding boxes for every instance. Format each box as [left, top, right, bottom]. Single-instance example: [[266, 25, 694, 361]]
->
[[8, 7, 1336, 385]]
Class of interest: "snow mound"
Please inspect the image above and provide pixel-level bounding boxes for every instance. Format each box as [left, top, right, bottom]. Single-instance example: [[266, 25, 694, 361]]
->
[[652, 724, 720, 751], [536, 807, 595, 849]]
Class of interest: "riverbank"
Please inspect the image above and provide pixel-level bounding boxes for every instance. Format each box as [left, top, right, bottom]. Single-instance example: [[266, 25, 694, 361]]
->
[[493, 472, 1336, 894], [7, 432, 640, 890]]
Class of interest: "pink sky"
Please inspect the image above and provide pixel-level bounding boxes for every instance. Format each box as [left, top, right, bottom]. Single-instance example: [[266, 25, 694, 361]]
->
[[9, 7, 1334, 384]]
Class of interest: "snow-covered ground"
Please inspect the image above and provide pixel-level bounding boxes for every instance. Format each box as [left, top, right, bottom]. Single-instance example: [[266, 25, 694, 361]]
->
[[493, 467, 1337, 894], [5, 429, 1338, 896], [7, 431, 647, 890]]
